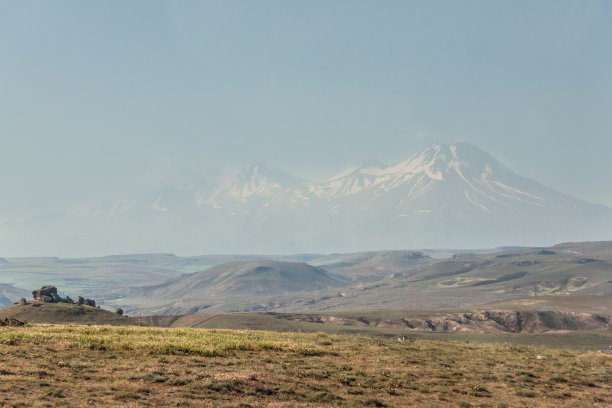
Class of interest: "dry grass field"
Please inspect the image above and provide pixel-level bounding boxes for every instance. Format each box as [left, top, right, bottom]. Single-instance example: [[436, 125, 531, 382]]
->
[[0, 325, 610, 407]]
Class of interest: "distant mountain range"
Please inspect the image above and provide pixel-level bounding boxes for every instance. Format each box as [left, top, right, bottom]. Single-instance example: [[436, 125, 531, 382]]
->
[[2, 142, 611, 256]]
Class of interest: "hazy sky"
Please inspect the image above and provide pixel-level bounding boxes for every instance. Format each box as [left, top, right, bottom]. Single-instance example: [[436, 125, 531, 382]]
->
[[1, 0, 611, 220]]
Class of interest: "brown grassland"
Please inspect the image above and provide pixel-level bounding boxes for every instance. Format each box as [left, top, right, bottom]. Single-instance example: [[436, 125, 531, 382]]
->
[[0, 325, 610, 407]]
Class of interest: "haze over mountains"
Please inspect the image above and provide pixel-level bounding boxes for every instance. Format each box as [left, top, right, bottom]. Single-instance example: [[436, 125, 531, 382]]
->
[[2, 142, 611, 256]]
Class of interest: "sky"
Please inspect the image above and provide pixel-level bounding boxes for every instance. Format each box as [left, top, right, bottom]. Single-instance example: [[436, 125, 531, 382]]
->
[[1, 0, 611, 220]]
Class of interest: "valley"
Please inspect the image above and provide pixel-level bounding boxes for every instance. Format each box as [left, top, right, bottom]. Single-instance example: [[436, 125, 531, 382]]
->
[[1, 241, 611, 318], [1, 240, 611, 407], [3, 3, 611, 406], [0, 241, 610, 355]]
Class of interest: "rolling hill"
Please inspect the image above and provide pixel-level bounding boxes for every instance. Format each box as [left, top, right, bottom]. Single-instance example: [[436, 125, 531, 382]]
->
[[115, 260, 349, 314], [314, 250, 433, 282], [0, 301, 135, 326], [0, 253, 333, 303], [110, 242, 612, 315], [132, 260, 347, 298], [1, 241, 610, 317]]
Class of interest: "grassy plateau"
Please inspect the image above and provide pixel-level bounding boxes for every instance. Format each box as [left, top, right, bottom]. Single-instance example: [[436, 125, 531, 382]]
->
[[0, 324, 610, 407]]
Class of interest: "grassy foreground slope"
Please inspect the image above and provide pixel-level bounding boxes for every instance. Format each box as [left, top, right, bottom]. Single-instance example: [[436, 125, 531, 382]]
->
[[0, 325, 610, 407]]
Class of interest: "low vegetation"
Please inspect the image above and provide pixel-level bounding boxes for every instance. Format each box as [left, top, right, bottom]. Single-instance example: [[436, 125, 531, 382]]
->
[[0, 324, 610, 407]]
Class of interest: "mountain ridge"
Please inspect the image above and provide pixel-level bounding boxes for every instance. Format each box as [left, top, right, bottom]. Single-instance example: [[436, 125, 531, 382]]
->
[[2, 142, 611, 256]]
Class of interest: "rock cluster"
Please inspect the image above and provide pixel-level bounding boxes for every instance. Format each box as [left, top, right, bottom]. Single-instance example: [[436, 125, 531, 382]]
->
[[76, 296, 96, 307], [31, 286, 95, 307]]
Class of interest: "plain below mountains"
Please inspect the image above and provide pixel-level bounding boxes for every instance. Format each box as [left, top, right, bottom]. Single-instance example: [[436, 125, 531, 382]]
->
[[3, 142, 612, 256], [108, 241, 612, 316]]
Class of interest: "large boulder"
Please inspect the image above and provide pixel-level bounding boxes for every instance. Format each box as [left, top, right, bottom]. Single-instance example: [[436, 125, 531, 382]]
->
[[32, 286, 59, 302], [76, 296, 96, 307]]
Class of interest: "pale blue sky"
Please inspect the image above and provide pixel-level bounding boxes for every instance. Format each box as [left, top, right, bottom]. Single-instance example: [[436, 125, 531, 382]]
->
[[1, 0, 611, 219]]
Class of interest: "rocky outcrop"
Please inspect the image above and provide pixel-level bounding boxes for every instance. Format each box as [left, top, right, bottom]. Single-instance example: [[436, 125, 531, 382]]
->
[[31, 286, 75, 303], [286, 310, 611, 334], [32, 286, 62, 302], [394, 311, 610, 333], [31, 286, 95, 306]]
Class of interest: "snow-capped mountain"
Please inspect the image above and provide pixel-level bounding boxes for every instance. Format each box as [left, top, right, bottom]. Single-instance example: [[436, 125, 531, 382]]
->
[[316, 159, 387, 197], [323, 142, 552, 208], [2, 143, 611, 256], [204, 164, 315, 209], [307, 142, 612, 250]]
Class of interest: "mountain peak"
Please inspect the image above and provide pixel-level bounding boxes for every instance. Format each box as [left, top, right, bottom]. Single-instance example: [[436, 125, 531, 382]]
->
[[207, 163, 309, 203], [424, 142, 502, 166], [5, 142, 612, 256], [387, 141, 511, 181], [243, 162, 273, 176], [321, 142, 520, 197]]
